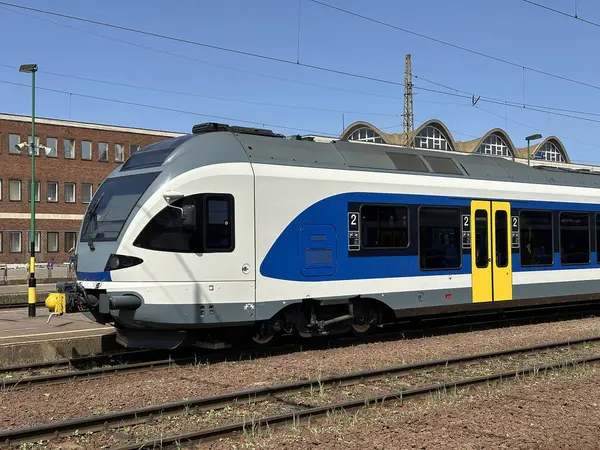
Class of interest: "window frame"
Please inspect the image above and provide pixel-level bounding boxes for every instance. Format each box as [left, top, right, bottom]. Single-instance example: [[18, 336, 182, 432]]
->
[[358, 203, 410, 250], [81, 183, 93, 204], [46, 137, 58, 158], [64, 182, 76, 203], [28, 231, 41, 253], [0, 179, 2, 200], [9, 231, 22, 253], [64, 232, 77, 252], [9, 134, 21, 154], [64, 139, 75, 159], [558, 211, 591, 266], [417, 205, 463, 272], [203, 193, 235, 253], [47, 181, 59, 203], [81, 140, 92, 160], [115, 143, 125, 162], [98, 142, 109, 161], [8, 179, 22, 202], [0, 232, 2, 253], [519, 209, 554, 267], [27, 180, 41, 203], [47, 231, 59, 253]]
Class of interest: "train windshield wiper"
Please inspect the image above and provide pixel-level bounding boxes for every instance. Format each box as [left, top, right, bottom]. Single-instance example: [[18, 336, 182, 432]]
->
[[86, 192, 104, 251]]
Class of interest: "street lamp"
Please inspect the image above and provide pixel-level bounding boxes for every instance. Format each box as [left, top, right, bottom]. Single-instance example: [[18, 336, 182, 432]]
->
[[19, 63, 38, 318], [526, 133, 542, 167]]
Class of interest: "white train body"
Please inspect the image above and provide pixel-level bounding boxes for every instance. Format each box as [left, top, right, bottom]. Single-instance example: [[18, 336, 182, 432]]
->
[[61, 123, 600, 348]]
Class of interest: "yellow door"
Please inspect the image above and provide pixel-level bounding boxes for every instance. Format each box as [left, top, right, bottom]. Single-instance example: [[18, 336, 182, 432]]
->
[[471, 201, 492, 303], [491, 202, 513, 301]]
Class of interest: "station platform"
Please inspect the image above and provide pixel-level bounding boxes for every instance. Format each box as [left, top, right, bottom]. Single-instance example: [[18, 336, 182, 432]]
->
[[0, 308, 116, 366]]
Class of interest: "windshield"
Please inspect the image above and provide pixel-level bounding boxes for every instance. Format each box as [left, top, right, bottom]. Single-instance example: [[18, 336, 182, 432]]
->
[[80, 172, 160, 243]]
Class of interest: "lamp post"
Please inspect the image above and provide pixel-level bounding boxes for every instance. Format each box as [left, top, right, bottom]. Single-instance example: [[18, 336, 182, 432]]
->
[[19, 63, 38, 318], [526, 133, 542, 167]]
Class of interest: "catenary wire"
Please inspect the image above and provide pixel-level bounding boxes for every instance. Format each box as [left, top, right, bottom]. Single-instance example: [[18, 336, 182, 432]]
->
[[521, 0, 600, 29], [0, 79, 338, 136], [309, 0, 600, 93]]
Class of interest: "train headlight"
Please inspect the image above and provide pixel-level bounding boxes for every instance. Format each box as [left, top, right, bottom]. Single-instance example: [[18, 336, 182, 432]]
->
[[104, 254, 143, 271]]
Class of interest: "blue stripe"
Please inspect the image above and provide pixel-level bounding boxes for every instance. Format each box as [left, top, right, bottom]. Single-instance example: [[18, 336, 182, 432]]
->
[[76, 271, 112, 282], [260, 192, 600, 282]]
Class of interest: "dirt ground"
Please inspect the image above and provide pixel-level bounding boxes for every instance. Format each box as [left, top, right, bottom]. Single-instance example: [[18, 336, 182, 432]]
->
[[207, 364, 600, 450]]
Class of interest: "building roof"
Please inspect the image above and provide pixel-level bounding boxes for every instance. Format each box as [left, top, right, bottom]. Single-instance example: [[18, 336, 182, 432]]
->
[[339, 119, 571, 163], [0, 113, 185, 138]]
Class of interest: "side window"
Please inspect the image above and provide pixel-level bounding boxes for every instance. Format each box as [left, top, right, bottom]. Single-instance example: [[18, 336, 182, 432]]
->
[[133, 193, 234, 253], [204, 195, 234, 252], [560, 212, 590, 265], [519, 210, 553, 267], [596, 213, 600, 264], [419, 207, 461, 270], [360, 204, 408, 249], [133, 195, 198, 252]]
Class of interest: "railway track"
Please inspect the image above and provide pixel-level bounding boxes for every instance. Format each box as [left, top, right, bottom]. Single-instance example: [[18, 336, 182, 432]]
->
[[2, 300, 600, 390], [2, 335, 600, 448], [0, 301, 45, 310]]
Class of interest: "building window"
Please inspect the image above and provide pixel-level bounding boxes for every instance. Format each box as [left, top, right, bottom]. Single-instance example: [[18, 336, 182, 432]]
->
[[419, 207, 461, 270], [347, 127, 385, 144], [9, 180, 21, 201], [82, 183, 93, 203], [82, 140, 92, 160], [535, 141, 565, 162], [520, 210, 553, 266], [560, 212, 590, 265], [47, 182, 58, 202], [414, 126, 454, 151], [47, 232, 59, 253], [28, 180, 41, 202], [64, 139, 75, 159], [46, 138, 58, 157], [0, 232, 2, 253], [64, 183, 76, 203], [28, 135, 40, 156], [9, 231, 21, 253], [28, 231, 41, 253], [65, 232, 77, 252], [115, 143, 125, 162], [360, 204, 409, 248], [98, 142, 108, 161], [130, 144, 139, 156], [0, 179, 2, 200], [476, 134, 512, 157], [9, 134, 21, 154]]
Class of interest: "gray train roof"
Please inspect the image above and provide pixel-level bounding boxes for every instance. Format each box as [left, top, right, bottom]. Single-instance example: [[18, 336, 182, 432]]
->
[[120, 123, 600, 190]]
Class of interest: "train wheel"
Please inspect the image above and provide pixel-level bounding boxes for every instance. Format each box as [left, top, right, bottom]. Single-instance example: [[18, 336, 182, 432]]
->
[[350, 319, 371, 336], [250, 322, 276, 346]]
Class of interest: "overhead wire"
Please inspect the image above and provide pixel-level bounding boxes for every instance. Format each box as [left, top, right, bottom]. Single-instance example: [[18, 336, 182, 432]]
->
[[521, 0, 600, 29], [309, 0, 600, 92], [0, 79, 337, 136]]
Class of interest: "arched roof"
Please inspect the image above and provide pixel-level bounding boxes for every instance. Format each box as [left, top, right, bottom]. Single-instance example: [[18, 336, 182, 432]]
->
[[413, 119, 458, 151], [338, 119, 573, 164], [530, 136, 570, 163], [457, 128, 517, 156], [340, 121, 391, 144]]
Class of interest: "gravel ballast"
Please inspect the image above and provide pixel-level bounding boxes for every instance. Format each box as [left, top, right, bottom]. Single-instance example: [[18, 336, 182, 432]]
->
[[2, 317, 600, 442]]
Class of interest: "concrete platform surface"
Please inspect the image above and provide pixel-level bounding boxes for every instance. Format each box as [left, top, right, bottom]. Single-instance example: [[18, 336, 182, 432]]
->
[[0, 309, 116, 366]]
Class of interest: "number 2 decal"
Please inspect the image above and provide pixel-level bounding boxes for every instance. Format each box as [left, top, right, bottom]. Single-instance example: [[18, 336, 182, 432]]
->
[[463, 215, 469, 227], [350, 213, 357, 226], [512, 217, 518, 228]]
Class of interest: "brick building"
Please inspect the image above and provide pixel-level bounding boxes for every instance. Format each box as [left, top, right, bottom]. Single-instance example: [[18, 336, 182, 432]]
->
[[0, 113, 182, 265]]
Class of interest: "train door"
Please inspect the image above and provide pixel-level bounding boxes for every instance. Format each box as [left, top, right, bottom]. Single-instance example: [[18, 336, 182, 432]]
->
[[470, 200, 513, 303]]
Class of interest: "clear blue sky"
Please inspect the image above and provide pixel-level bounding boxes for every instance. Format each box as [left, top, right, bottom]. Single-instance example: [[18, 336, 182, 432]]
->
[[1, 0, 600, 163]]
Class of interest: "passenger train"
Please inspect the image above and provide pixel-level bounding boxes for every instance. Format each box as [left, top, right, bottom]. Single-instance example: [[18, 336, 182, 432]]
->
[[45, 122, 600, 349]]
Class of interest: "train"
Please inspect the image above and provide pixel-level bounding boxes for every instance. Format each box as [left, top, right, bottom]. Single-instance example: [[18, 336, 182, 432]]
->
[[45, 121, 600, 349]]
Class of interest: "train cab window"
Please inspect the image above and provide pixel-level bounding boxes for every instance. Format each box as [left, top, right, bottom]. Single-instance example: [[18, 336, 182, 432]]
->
[[519, 210, 553, 267], [133, 193, 234, 253], [559, 212, 590, 265], [360, 204, 409, 248], [418, 207, 461, 270]]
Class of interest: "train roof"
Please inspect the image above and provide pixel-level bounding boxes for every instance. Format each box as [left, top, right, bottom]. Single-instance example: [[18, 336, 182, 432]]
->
[[123, 122, 600, 190]]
